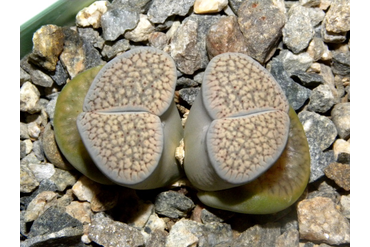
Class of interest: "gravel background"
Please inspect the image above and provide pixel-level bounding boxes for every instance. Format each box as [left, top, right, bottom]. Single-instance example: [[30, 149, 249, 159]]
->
[[20, 0, 350, 246]]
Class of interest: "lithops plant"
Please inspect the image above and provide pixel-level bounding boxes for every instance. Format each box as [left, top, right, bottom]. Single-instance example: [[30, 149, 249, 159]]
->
[[184, 52, 310, 214], [54, 66, 113, 185], [76, 47, 183, 189], [55, 47, 184, 189]]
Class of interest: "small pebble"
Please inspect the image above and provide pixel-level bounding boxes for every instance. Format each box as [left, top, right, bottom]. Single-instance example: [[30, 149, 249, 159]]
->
[[20, 67, 31, 85], [65, 201, 93, 224], [72, 176, 101, 202], [331, 102, 350, 139], [324, 162, 350, 191], [331, 50, 350, 76], [20, 123, 30, 140], [307, 84, 335, 113], [20, 164, 40, 193], [298, 111, 337, 151], [297, 197, 350, 245], [275, 229, 300, 247], [333, 139, 350, 164], [76, 0, 108, 29], [232, 223, 281, 246], [154, 191, 195, 218], [194, 0, 228, 14], [20, 56, 54, 88], [28, 163, 55, 182], [147, 0, 195, 24], [49, 168, 79, 192], [179, 87, 200, 105], [101, 39, 130, 60], [24, 191, 58, 222], [290, 70, 324, 88], [340, 194, 350, 219], [124, 14, 155, 42], [20, 82, 40, 114], [20, 140, 33, 159], [324, 0, 350, 34]]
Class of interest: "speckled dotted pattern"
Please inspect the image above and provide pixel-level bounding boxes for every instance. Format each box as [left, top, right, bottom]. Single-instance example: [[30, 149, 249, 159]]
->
[[76, 48, 178, 185], [202, 52, 290, 185], [207, 111, 289, 183], [78, 112, 163, 183], [83, 48, 177, 116], [202, 53, 289, 119]]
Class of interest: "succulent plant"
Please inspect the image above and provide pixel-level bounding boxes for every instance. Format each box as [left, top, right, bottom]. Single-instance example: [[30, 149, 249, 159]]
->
[[77, 47, 184, 189], [55, 47, 184, 189], [54, 65, 113, 185], [54, 48, 310, 214], [184, 52, 310, 213]]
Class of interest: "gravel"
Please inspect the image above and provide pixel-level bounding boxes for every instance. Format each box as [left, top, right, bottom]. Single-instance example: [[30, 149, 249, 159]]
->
[[20, 0, 350, 246]]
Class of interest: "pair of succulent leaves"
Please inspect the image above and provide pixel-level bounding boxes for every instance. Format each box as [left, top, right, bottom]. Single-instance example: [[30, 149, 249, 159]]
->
[[54, 47, 310, 214]]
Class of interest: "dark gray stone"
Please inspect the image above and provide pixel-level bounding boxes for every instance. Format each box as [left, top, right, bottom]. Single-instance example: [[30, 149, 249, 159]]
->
[[20, 56, 54, 88], [237, 0, 286, 63], [49, 60, 69, 86], [28, 206, 83, 238], [154, 191, 195, 218], [112, 0, 152, 13], [307, 181, 340, 204], [20, 67, 31, 85], [32, 140, 45, 162], [298, 111, 337, 151], [20, 227, 83, 247], [101, 39, 131, 60], [176, 77, 199, 87], [179, 87, 201, 105], [290, 70, 325, 88], [77, 27, 105, 50], [80, 33, 105, 70], [306, 137, 336, 182], [269, 58, 311, 110], [307, 84, 335, 113], [200, 208, 234, 224], [331, 51, 350, 76], [101, 7, 140, 41], [147, 0, 195, 24], [228, 0, 245, 13]]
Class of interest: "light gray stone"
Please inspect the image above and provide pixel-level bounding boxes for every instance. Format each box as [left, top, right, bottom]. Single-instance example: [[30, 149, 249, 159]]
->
[[283, 12, 314, 53], [298, 111, 337, 151], [170, 14, 220, 74], [20, 67, 31, 85], [124, 14, 155, 42], [20, 164, 39, 193], [166, 219, 233, 247], [101, 7, 140, 41], [147, 0, 195, 24], [20, 140, 33, 159], [88, 212, 145, 247], [232, 223, 281, 247], [307, 84, 335, 113], [298, 197, 350, 245], [27, 121, 41, 139], [179, 87, 201, 105], [275, 229, 299, 247], [20, 82, 40, 114], [28, 163, 55, 182], [333, 138, 350, 164], [340, 194, 350, 219], [278, 50, 313, 76], [20, 122, 30, 140], [76, 0, 108, 28], [24, 191, 58, 222], [331, 102, 350, 139], [324, 0, 350, 33], [32, 140, 45, 161]]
